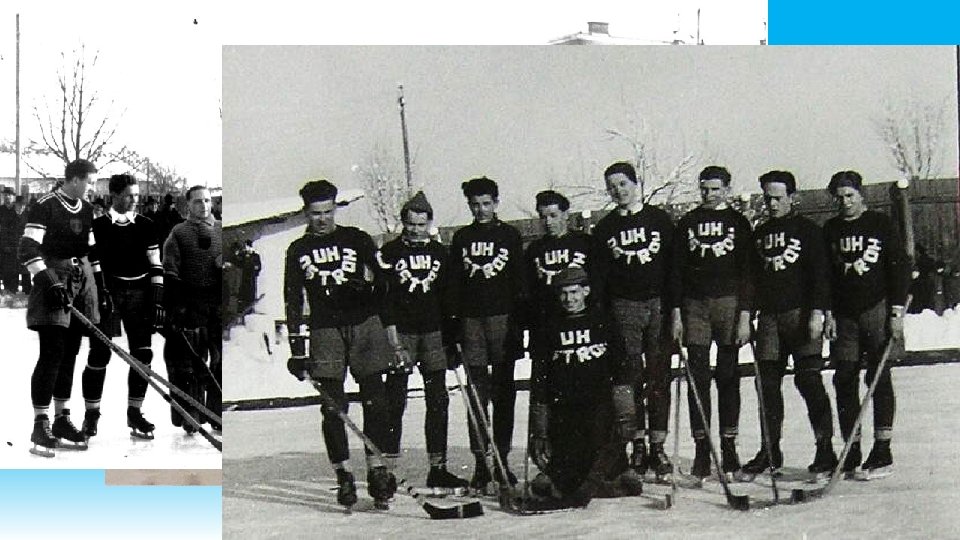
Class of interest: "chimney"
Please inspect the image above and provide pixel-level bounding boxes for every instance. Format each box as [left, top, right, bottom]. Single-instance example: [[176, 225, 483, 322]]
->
[[587, 21, 609, 35]]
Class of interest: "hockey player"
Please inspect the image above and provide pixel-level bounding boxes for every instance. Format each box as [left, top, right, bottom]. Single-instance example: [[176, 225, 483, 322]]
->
[[81, 174, 164, 440], [823, 170, 909, 479], [592, 161, 675, 482], [376, 191, 469, 494], [446, 176, 524, 490], [162, 186, 222, 434], [738, 171, 838, 480], [284, 179, 401, 508], [671, 165, 754, 479], [20, 159, 107, 456], [523, 190, 592, 317], [527, 266, 643, 508]]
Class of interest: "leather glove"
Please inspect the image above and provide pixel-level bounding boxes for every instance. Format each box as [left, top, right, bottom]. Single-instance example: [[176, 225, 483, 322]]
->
[[93, 271, 113, 318], [34, 268, 70, 312], [151, 284, 165, 332], [529, 401, 551, 471], [287, 332, 309, 381], [611, 384, 638, 444]]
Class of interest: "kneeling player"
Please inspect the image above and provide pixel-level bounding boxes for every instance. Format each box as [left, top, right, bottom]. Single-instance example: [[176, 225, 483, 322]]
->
[[527, 267, 643, 508], [739, 171, 838, 480]]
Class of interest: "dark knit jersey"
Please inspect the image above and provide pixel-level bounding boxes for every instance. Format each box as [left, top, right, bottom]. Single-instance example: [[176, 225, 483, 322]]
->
[[524, 231, 592, 315], [19, 190, 99, 272], [377, 236, 448, 334], [753, 213, 830, 313], [531, 308, 630, 406], [823, 210, 909, 316], [162, 218, 222, 290], [671, 206, 753, 307], [592, 205, 674, 303], [284, 225, 385, 329], [92, 212, 163, 285], [447, 219, 524, 318]]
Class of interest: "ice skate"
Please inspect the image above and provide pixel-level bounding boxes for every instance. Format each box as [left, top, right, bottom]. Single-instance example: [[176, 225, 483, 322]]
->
[[52, 410, 88, 450], [367, 466, 395, 510], [426, 465, 470, 496], [720, 437, 741, 481], [857, 440, 892, 481], [29, 414, 56, 458], [81, 408, 101, 439], [691, 439, 712, 479], [335, 469, 358, 507], [647, 442, 674, 483], [469, 457, 494, 495], [127, 407, 156, 440], [807, 439, 839, 482], [736, 445, 782, 482], [841, 441, 862, 480]]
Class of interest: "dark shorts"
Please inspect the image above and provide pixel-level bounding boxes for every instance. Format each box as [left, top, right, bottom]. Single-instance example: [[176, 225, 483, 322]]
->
[[27, 257, 99, 329], [610, 297, 665, 372], [755, 308, 823, 362], [100, 283, 152, 344], [831, 300, 889, 366], [681, 295, 738, 347], [462, 314, 509, 366], [308, 315, 393, 380], [399, 330, 446, 373]]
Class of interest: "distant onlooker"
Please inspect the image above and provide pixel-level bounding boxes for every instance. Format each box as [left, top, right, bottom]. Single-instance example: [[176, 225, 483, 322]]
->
[[0, 187, 21, 296], [238, 240, 262, 315], [156, 193, 184, 251]]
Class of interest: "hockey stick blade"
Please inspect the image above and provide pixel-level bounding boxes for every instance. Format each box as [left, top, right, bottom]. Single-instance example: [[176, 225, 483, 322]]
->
[[790, 295, 911, 504], [306, 378, 483, 519], [679, 348, 750, 511]]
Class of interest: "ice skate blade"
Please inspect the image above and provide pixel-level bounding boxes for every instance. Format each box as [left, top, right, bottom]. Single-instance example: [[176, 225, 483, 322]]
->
[[130, 430, 156, 440], [29, 445, 55, 458], [56, 439, 88, 451], [855, 466, 892, 481]]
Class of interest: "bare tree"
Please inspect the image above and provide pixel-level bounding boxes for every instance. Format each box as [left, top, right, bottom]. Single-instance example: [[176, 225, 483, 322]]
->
[[352, 144, 411, 234], [27, 45, 126, 177], [875, 97, 947, 181], [114, 148, 189, 196], [603, 113, 704, 206]]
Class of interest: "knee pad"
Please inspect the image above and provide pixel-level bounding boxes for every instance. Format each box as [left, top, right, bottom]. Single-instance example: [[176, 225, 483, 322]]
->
[[132, 347, 154, 365], [423, 372, 449, 411], [832, 363, 858, 389]]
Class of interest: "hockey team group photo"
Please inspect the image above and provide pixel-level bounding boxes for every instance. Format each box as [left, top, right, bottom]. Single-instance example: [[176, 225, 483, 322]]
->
[[221, 46, 960, 537]]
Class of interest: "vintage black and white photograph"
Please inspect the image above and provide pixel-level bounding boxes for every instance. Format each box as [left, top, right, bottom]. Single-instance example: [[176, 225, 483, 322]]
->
[[0, 5, 222, 469], [221, 43, 960, 538]]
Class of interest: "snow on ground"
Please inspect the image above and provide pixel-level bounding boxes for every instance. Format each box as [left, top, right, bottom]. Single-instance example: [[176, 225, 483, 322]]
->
[[0, 307, 221, 469], [225, 363, 960, 539]]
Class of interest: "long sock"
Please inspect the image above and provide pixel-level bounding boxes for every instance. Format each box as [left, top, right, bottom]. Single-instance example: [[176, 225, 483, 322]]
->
[[491, 360, 516, 461], [716, 345, 741, 436], [686, 345, 711, 437], [422, 370, 449, 456]]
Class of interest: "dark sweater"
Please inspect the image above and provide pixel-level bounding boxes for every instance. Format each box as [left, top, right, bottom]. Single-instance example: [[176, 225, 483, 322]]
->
[[447, 219, 524, 318], [19, 190, 100, 269], [671, 206, 753, 309], [284, 225, 384, 329], [530, 308, 629, 406], [753, 213, 830, 313], [92, 212, 163, 285], [592, 205, 674, 304], [524, 231, 592, 316], [378, 236, 448, 334], [823, 210, 909, 316]]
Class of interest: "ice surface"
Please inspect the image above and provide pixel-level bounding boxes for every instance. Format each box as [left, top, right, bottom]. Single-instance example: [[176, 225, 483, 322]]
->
[[0, 307, 221, 469], [224, 364, 960, 539]]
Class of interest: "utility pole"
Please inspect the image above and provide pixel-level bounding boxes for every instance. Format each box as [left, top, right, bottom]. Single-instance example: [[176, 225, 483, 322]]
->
[[15, 13, 22, 195], [397, 83, 413, 192]]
